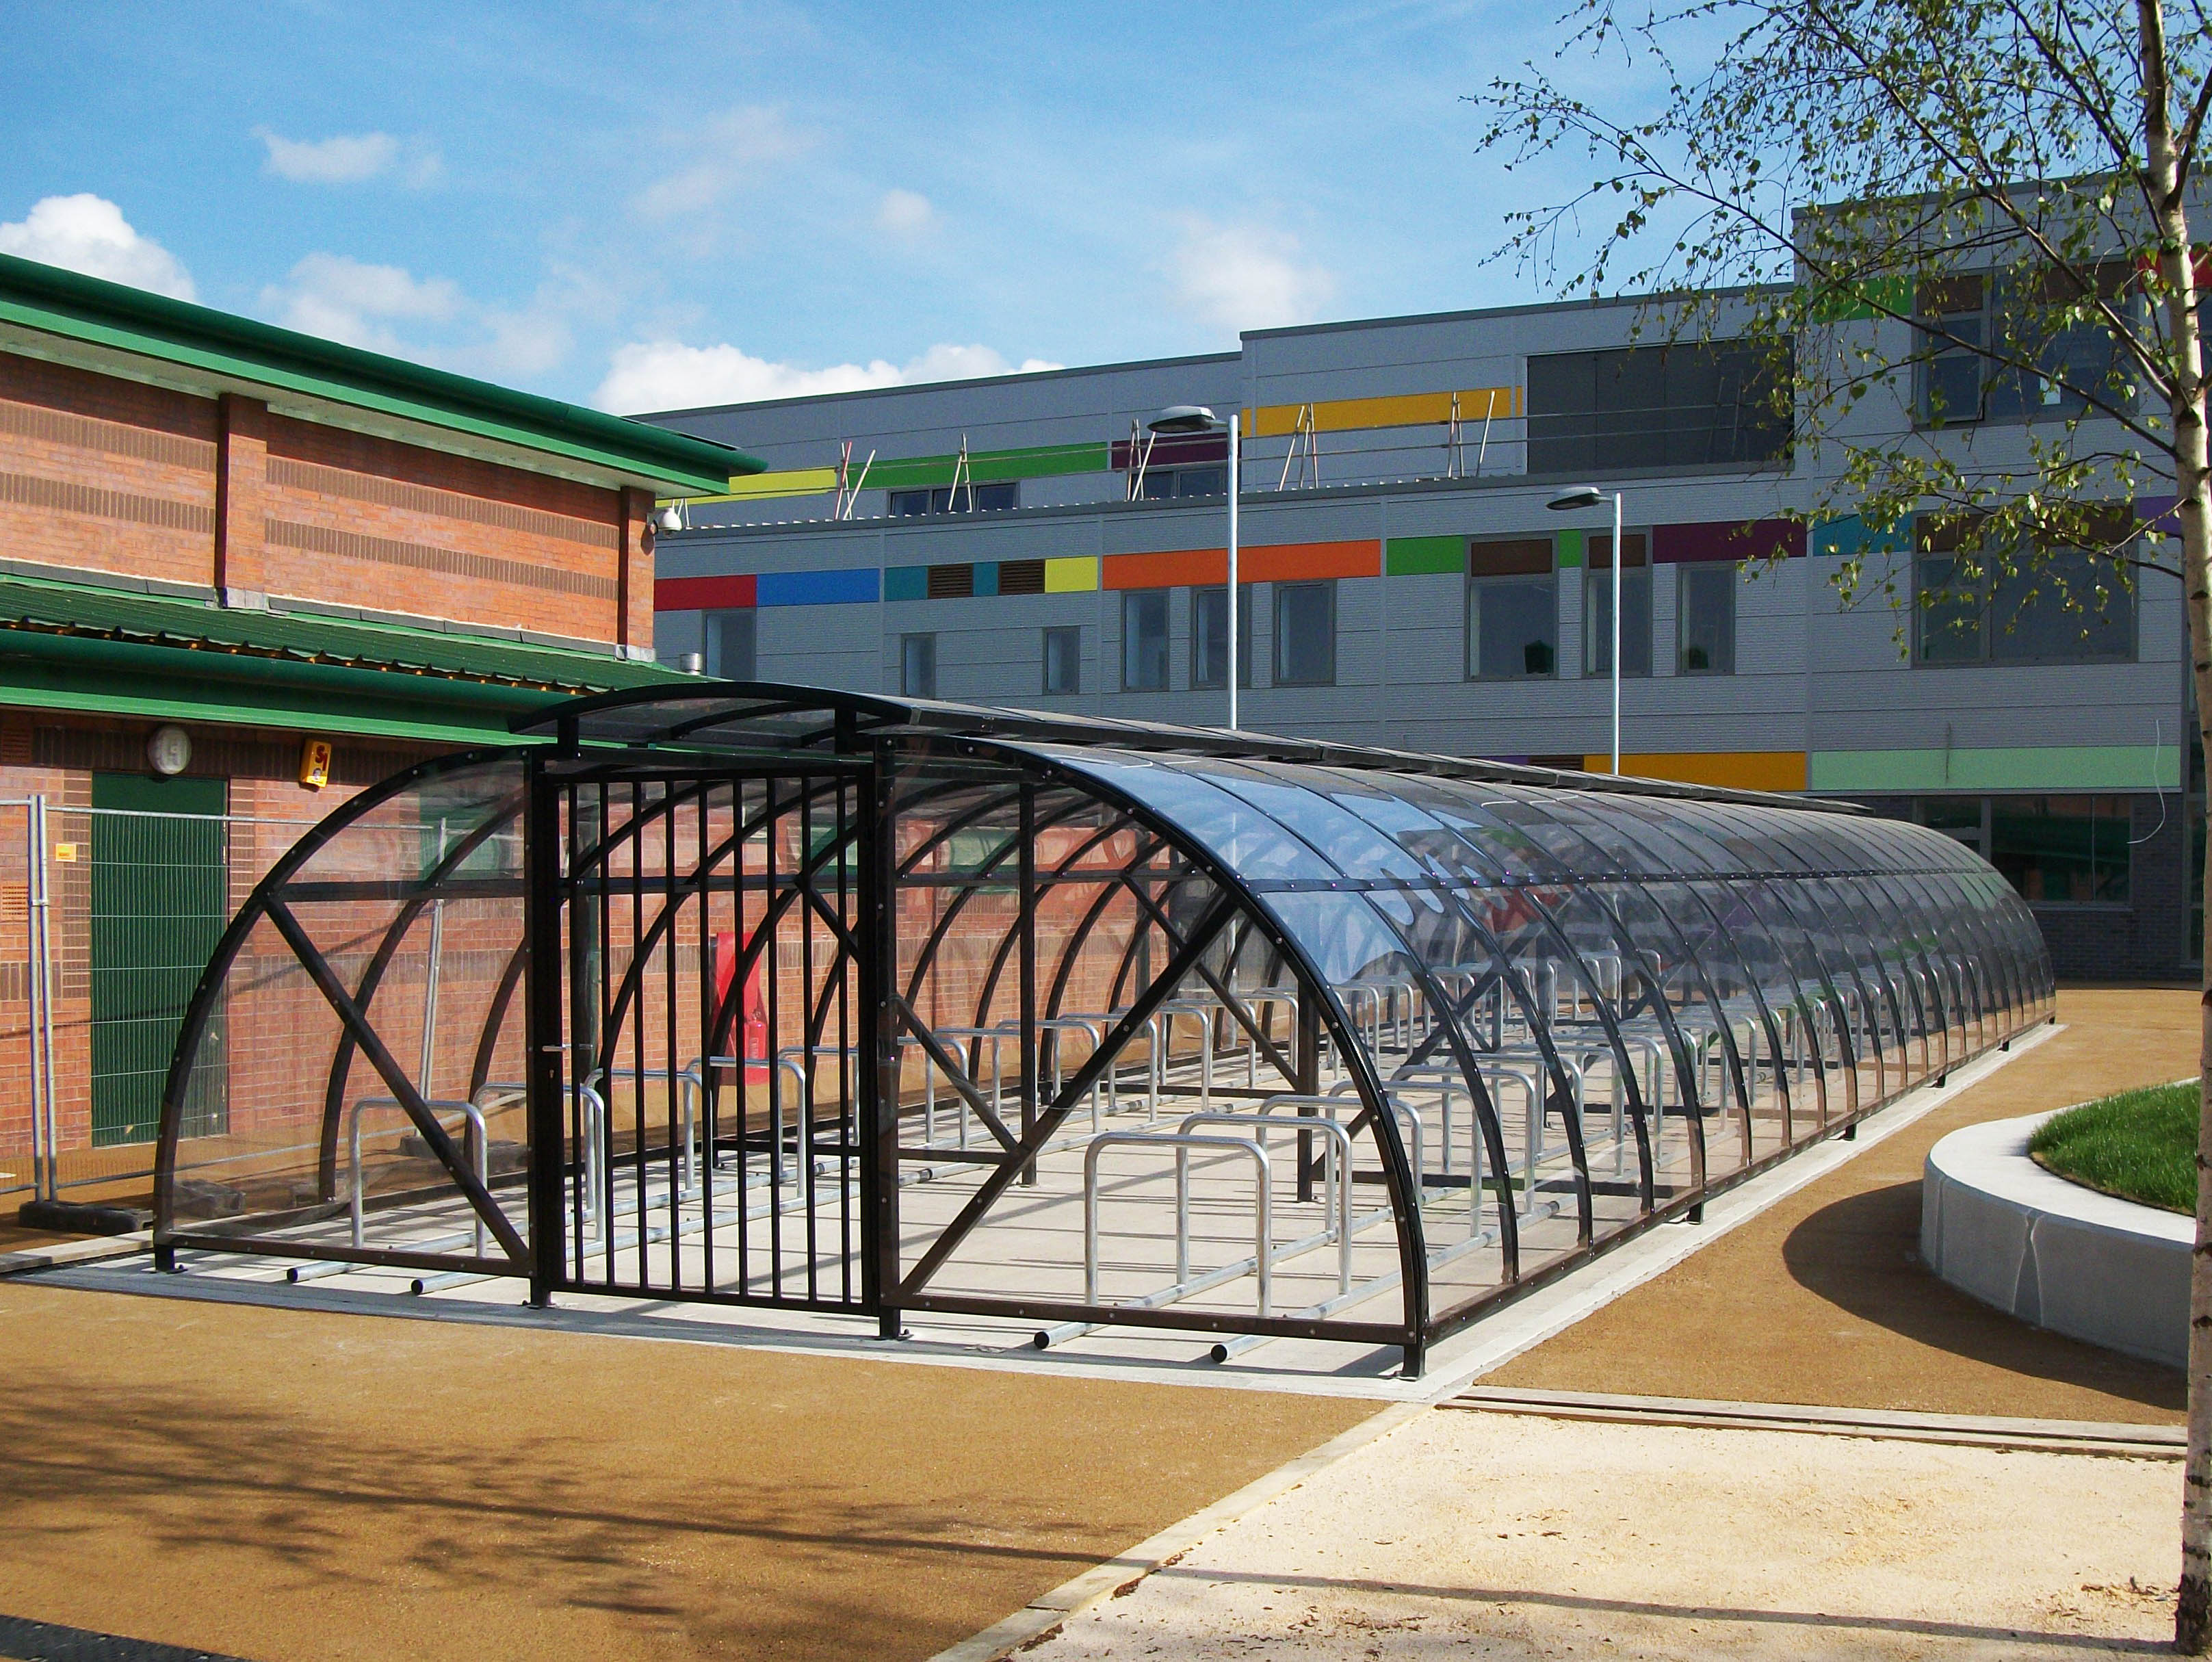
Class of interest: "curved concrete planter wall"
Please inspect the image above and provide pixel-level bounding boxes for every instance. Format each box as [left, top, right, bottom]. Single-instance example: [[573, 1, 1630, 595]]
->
[[1921, 1113, 2191, 1368]]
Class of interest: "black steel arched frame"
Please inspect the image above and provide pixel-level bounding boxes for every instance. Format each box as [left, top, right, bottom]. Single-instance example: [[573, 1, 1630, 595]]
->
[[152, 683, 2054, 1377]]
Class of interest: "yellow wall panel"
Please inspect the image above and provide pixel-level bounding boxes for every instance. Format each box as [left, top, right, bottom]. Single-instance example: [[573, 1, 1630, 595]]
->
[[1043, 555, 1100, 593], [1246, 386, 1518, 438]]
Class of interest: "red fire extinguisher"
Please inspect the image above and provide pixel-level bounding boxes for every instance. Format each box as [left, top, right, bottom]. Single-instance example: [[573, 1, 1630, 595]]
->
[[710, 930, 770, 1082]]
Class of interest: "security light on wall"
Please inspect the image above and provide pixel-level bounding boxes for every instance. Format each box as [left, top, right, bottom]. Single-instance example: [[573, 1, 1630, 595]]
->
[[1146, 404, 1220, 434], [655, 505, 684, 534]]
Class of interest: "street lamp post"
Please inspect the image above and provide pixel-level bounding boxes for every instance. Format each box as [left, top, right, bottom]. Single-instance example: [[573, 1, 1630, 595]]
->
[[1147, 404, 1240, 730], [1548, 484, 1626, 775]]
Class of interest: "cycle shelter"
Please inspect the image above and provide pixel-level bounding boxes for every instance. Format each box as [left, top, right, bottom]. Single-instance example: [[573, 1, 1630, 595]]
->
[[153, 684, 2053, 1375]]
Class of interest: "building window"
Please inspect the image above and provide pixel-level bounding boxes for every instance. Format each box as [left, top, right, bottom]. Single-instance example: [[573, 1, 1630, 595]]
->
[[1275, 580, 1336, 686], [900, 633, 937, 698], [1192, 586, 1254, 689], [707, 608, 757, 679], [1121, 590, 1169, 690], [1465, 538, 1557, 679], [1043, 625, 1081, 695], [1914, 513, 2136, 664], [887, 482, 1018, 517], [1583, 533, 1652, 677], [1992, 794, 2131, 904], [1677, 564, 1736, 674], [1526, 338, 1790, 473], [1916, 793, 2133, 904], [1914, 267, 2132, 428], [1138, 465, 1228, 500]]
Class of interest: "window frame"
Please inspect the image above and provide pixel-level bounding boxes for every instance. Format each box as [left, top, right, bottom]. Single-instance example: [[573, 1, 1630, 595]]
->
[[1912, 265, 2139, 430], [1041, 625, 1081, 696], [706, 607, 757, 680], [1676, 563, 1736, 676], [1464, 536, 1559, 682], [899, 632, 937, 699], [1191, 584, 1255, 690], [1273, 579, 1337, 687], [1581, 532, 1653, 679], [1121, 590, 1170, 692], [1912, 516, 2139, 667]]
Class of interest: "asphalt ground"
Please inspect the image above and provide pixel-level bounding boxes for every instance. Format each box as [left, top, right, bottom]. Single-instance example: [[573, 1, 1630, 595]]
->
[[1486, 985, 2193, 1422]]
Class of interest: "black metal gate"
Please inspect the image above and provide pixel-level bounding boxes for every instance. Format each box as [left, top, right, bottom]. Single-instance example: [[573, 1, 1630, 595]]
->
[[525, 756, 878, 1314]]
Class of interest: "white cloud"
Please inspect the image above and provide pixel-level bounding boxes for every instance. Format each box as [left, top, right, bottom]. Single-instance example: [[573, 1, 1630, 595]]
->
[[635, 107, 805, 221], [253, 127, 440, 187], [0, 194, 195, 300], [260, 252, 573, 380], [263, 252, 459, 352], [874, 187, 935, 239], [595, 340, 1063, 414], [1166, 216, 1336, 334]]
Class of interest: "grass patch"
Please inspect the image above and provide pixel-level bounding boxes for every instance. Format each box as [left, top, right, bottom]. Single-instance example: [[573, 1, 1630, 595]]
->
[[2027, 1080, 2199, 1215]]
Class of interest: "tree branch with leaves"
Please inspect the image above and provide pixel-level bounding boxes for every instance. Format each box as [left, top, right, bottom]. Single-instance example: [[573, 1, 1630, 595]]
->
[[1475, 0, 2212, 1643]]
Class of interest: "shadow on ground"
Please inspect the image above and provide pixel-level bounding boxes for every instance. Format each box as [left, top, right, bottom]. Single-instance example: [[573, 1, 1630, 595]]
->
[[1781, 1180, 2183, 1413], [0, 1281, 1370, 1662]]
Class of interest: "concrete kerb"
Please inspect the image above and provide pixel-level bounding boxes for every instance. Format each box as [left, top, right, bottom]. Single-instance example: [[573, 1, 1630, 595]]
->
[[0, 1229, 151, 1279], [1923, 1090, 2194, 1368]]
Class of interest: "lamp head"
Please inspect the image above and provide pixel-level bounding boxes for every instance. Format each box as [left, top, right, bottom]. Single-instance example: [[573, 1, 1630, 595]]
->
[[655, 505, 684, 534], [1147, 404, 1221, 435], [1547, 486, 1606, 512]]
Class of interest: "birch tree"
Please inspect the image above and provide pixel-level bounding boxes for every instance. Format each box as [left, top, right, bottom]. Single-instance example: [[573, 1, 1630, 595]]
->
[[1474, 0, 2212, 1641]]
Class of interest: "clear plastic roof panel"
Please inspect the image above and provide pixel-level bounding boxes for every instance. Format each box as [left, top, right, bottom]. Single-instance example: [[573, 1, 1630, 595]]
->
[[157, 686, 2051, 1371]]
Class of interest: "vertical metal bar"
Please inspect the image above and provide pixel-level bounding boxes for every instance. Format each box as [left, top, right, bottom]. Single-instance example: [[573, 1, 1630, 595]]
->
[[699, 775, 716, 1292], [662, 782, 681, 1292], [523, 758, 566, 1307], [764, 777, 783, 1294], [628, 780, 647, 1289], [736, 778, 754, 1295], [837, 775, 854, 1303], [419, 819, 448, 1094], [596, 781, 614, 1284], [1018, 784, 1038, 1186], [860, 746, 898, 1336], [799, 776, 819, 1298], [26, 796, 54, 1203], [1296, 985, 1320, 1205]]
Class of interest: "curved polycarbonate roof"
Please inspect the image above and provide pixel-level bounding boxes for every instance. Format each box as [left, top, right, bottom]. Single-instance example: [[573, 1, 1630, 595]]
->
[[156, 683, 2050, 1368]]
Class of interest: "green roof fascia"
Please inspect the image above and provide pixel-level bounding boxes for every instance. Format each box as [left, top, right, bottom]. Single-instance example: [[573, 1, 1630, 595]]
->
[[0, 252, 760, 495], [0, 573, 684, 692], [0, 640, 563, 747], [865, 441, 1114, 491]]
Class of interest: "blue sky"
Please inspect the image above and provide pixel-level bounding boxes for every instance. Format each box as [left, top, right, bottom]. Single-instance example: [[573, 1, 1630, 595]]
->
[[0, 1, 1648, 414]]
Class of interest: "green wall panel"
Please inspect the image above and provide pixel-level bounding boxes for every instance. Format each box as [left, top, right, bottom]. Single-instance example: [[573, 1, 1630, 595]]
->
[[1809, 745, 2181, 794], [866, 441, 1113, 491], [1385, 535, 1466, 576], [1555, 529, 1585, 569]]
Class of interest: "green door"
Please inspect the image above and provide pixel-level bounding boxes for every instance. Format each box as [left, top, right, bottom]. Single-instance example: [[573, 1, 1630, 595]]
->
[[89, 772, 229, 1147]]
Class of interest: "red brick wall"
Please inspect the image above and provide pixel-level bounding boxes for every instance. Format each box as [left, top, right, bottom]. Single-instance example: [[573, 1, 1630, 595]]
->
[[0, 356, 220, 589], [0, 349, 653, 650]]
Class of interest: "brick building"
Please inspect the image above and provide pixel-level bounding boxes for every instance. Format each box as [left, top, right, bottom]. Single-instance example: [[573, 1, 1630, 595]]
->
[[0, 251, 753, 1217]]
